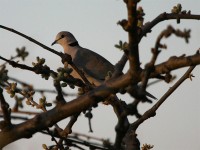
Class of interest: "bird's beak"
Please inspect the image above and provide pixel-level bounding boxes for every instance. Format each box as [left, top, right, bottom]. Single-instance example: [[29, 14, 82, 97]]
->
[[51, 40, 57, 46], [51, 36, 64, 46]]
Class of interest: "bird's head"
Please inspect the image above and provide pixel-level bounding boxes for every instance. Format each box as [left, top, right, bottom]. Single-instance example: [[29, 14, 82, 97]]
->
[[51, 31, 78, 46]]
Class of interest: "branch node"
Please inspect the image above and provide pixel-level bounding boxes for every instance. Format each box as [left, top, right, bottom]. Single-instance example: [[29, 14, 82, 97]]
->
[[117, 19, 130, 31]]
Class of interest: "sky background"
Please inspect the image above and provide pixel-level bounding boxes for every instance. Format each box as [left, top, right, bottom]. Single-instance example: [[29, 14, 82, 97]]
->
[[0, 0, 200, 150]]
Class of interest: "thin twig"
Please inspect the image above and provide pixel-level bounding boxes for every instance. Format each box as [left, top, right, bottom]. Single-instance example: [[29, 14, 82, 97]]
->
[[8, 76, 77, 96], [113, 53, 128, 77], [62, 113, 80, 137], [0, 109, 39, 115], [140, 12, 200, 40], [0, 114, 28, 121], [0, 55, 18, 67], [141, 25, 190, 91], [54, 80, 66, 104], [58, 113, 80, 146], [0, 55, 85, 87], [0, 25, 61, 56]]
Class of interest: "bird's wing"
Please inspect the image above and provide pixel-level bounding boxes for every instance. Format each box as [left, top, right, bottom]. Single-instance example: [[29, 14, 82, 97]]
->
[[73, 47, 114, 81]]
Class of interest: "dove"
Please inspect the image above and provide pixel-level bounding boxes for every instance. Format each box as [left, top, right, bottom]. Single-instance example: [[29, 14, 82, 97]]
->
[[51, 31, 156, 100], [51, 31, 114, 86]]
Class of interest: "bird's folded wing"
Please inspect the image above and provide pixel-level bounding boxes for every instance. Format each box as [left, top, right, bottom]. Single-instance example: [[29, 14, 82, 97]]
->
[[73, 48, 114, 81]]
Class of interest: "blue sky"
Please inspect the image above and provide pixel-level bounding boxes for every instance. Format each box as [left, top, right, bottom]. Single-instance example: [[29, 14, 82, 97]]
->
[[1, 1, 200, 150]]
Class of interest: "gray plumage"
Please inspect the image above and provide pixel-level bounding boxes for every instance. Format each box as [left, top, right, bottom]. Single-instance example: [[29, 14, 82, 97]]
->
[[52, 31, 114, 85]]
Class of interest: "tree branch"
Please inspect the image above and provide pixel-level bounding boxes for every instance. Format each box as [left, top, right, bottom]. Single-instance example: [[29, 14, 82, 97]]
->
[[152, 51, 200, 76], [123, 65, 195, 150], [132, 65, 196, 131], [141, 25, 190, 92], [0, 71, 132, 148], [0, 25, 61, 56], [0, 88, 11, 129], [0, 55, 85, 87], [140, 13, 200, 40], [126, 0, 141, 73], [8, 76, 76, 96]]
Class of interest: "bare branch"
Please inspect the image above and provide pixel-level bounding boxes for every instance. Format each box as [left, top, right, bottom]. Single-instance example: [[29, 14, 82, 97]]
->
[[0, 114, 28, 121], [113, 53, 128, 77], [0, 110, 39, 115], [152, 51, 200, 76], [140, 13, 200, 40], [126, 0, 141, 73], [141, 25, 190, 91], [122, 65, 195, 150], [0, 25, 61, 56], [0, 55, 85, 87], [108, 98, 129, 149], [0, 71, 132, 148], [0, 88, 11, 129], [59, 113, 80, 138], [9, 76, 76, 96], [133, 65, 196, 130]]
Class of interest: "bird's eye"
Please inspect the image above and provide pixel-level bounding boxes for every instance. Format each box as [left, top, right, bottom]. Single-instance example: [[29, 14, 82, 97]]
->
[[61, 35, 65, 38]]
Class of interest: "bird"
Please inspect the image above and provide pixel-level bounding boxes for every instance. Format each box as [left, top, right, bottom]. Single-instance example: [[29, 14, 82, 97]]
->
[[51, 31, 156, 100], [51, 31, 114, 86]]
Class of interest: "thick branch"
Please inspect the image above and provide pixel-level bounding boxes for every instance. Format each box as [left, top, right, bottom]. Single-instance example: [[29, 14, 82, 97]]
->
[[0, 88, 11, 128], [109, 98, 129, 149], [152, 52, 200, 76], [0, 72, 132, 148], [126, 0, 140, 74]]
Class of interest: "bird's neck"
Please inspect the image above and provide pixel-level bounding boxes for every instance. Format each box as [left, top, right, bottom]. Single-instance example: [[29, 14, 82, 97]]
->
[[63, 45, 79, 60], [69, 41, 79, 46]]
